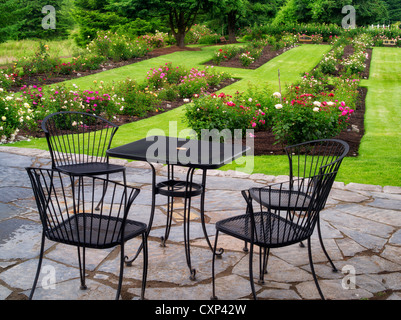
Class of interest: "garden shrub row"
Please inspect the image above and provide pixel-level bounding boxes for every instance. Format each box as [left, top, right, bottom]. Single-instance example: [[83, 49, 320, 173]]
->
[[0, 63, 231, 143], [240, 22, 401, 46], [185, 77, 358, 146], [212, 34, 298, 67], [185, 33, 369, 146], [0, 31, 161, 91], [315, 33, 373, 78]]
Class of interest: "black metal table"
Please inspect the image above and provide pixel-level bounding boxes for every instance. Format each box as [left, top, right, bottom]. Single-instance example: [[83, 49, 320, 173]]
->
[[107, 135, 250, 279]]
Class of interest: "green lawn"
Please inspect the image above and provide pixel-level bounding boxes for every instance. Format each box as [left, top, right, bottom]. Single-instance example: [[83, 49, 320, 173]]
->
[[4, 44, 401, 187], [0, 38, 77, 66], [342, 47, 401, 186]]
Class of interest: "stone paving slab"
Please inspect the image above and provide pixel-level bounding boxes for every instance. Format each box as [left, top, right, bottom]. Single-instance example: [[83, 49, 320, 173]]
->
[[0, 146, 401, 301]]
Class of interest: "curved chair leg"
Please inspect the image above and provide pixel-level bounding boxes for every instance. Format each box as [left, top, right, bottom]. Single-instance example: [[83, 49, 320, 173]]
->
[[211, 230, 219, 300], [116, 242, 125, 300], [77, 246, 87, 290], [308, 238, 325, 300], [300, 219, 337, 272], [161, 196, 174, 247], [258, 247, 270, 284], [29, 232, 46, 300], [249, 242, 257, 300], [317, 218, 338, 272], [140, 233, 148, 300]]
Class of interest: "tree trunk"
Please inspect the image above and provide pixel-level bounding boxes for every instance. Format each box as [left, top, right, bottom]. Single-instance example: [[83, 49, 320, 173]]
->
[[227, 10, 237, 43], [175, 32, 186, 48], [168, 6, 199, 49]]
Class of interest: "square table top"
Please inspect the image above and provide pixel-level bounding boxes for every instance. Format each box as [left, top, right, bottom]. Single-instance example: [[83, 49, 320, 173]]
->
[[107, 135, 250, 169]]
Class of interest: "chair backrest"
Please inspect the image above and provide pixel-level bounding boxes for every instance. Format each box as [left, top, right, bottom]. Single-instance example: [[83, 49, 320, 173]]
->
[[26, 167, 140, 248], [285, 139, 349, 197], [245, 170, 338, 246], [42, 112, 120, 168]]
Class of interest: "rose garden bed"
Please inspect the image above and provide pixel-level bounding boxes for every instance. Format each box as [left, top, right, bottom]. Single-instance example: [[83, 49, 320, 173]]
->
[[3, 39, 370, 159]]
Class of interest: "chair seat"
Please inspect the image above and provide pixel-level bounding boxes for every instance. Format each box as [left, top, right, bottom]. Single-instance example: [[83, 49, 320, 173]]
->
[[56, 162, 125, 176], [216, 212, 309, 248], [249, 187, 311, 210], [46, 213, 147, 249]]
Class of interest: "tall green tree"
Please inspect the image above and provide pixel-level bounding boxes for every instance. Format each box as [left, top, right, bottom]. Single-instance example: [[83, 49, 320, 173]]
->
[[273, 0, 389, 25], [383, 0, 401, 22], [0, 0, 72, 42], [221, 0, 248, 43], [0, 0, 27, 42], [73, 0, 128, 46], [206, 0, 284, 42], [108, 0, 215, 48]]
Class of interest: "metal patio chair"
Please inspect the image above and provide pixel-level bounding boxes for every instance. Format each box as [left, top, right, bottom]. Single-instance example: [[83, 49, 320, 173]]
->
[[211, 139, 349, 300], [42, 111, 126, 178], [26, 167, 148, 300], [211, 170, 339, 300], [245, 139, 349, 273]]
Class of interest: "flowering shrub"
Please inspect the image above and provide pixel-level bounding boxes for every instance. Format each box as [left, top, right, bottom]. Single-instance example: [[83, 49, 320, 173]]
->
[[146, 63, 229, 98], [72, 53, 108, 72], [212, 46, 241, 65], [146, 63, 188, 90], [17, 43, 60, 76], [141, 31, 171, 48], [340, 34, 371, 76], [185, 88, 276, 137], [185, 25, 220, 45], [0, 90, 36, 142], [318, 51, 338, 74], [341, 50, 367, 75], [272, 93, 353, 146], [87, 30, 152, 61], [111, 79, 161, 117], [239, 51, 255, 67], [213, 36, 297, 67], [310, 34, 324, 44], [277, 33, 298, 49], [177, 68, 210, 98], [186, 66, 360, 145], [0, 70, 20, 90], [54, 62, 75, 75]]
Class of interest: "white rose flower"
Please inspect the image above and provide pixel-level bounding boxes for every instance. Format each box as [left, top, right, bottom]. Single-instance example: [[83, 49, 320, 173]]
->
[[273, 92, 281, 99], [313, 101, 321, 107], [313, 107, 320, 112], [275, 104, 283, 109]]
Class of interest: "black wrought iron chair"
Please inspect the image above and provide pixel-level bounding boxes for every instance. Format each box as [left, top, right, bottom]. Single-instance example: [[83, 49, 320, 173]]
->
[[213, 139, 349, 299], [26, 167, 148, 300], [245, 139, 349, 273], [41, 111, 125, 178], [211, 170, 339, 300]]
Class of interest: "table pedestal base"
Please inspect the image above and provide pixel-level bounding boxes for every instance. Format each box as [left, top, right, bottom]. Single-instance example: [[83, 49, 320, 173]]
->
[[125, 164, 223, 280]]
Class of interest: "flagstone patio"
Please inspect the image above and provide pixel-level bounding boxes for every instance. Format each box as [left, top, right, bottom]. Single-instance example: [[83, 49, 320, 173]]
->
[[1, 146, 401, 300]]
